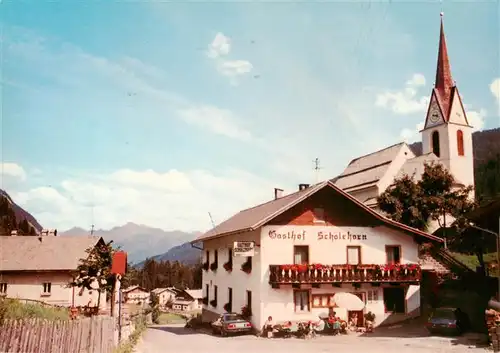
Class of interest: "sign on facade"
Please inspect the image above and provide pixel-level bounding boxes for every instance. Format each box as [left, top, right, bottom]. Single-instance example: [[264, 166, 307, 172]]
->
[[233, 241, 255, 256]]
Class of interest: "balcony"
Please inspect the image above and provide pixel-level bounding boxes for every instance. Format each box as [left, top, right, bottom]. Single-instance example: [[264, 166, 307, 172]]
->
[[268, 263, 421, 287]]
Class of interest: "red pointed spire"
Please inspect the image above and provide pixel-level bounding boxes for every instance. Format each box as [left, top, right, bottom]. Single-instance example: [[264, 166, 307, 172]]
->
[[434, 13, 455, 121]]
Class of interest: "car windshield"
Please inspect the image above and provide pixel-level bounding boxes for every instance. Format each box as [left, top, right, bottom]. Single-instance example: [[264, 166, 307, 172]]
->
[[432, 309, 455, 320], [223, 314, 242, 321]]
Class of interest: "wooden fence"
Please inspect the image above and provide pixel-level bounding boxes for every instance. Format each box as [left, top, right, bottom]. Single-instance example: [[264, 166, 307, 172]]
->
[[0, 316, 116, 353]]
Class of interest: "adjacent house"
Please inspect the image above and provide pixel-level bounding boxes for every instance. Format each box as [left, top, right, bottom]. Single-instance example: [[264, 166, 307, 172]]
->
[[171, 289, 203, 312], [193, 180, 445, 330], [151, 287, 178, 307], [122, 285, 150, 304], [0, 233, 105, 309]]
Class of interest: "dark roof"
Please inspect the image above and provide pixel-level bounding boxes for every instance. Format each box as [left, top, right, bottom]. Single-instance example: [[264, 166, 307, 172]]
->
[[465, 197, 500, 222], [193, 180, 444, 243]]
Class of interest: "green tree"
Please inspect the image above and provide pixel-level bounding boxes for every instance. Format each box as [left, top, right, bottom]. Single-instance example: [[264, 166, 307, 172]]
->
[[378, 162, 486, 270], [149, 292, 160, 324], [69, 240, 117, 309]]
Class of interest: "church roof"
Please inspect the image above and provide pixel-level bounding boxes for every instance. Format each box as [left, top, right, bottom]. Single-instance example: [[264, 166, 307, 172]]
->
[[396, 153, 439, 180], [334, 142, 408, 191], [434, 13, 454, 121]]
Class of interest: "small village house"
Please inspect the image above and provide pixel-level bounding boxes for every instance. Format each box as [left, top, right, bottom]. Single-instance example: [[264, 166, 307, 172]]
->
[[171, 289, 203, 312], [122, 285, 150, 304], [0, 232, 105, 309], [151, 287, 179, 308], [193, 181, 445, 331]]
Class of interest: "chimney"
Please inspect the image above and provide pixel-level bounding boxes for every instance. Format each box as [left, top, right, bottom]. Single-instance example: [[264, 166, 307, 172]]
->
[[274, 188, 284, 200], [299, 183, 310, 191], [10, 230, 18, 236]]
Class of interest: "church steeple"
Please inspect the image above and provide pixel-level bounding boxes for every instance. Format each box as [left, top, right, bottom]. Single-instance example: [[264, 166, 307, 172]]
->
[[434, 13, 455, 121]]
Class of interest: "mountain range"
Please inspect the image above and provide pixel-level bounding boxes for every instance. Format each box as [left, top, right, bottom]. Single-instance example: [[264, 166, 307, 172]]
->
[[60, 224, 202, 265]]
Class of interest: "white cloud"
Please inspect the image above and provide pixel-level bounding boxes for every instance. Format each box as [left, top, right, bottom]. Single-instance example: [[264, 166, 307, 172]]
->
[[400, 122, 425, 143], [216, 60, 253, 78], [177, 105, 252, 141], [466, 108, 486, 131], [1, 162, 27, 181], [375, 73, 429, 115], [10, 167, 280, 232], [207, 32, 231, 59], [206, 32, 253, 84]]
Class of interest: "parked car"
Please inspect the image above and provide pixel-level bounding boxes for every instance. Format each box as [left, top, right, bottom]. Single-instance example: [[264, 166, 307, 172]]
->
[[211, 313, 253, 337], [425, 307, 468, 336]]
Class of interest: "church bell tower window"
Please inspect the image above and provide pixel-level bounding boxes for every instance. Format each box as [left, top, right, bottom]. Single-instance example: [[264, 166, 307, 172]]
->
[[432, 131, 440, 157], [457, 130, 464, 156]]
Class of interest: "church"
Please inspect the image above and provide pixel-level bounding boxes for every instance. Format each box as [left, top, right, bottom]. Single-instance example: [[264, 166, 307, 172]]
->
[[334, 14, 475, 224]]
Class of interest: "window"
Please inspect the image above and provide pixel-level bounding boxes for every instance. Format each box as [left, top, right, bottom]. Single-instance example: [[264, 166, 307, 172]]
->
[[205, 284, 209, 300], [228, 248, 233, 265], [367, 290, 379, 303], [293, 246, 309, 265], [246, 290, 252, 312], [457, 130, 464, 156], [347, 246, 361, 265], [205, 250, 210, 263], [214, 285, 218, 303], [42, 282, 52, 295], [386, 246, 401, 264], [294, 290, 310, 312], [313, 208, 325, 223], [432, 131, 440, 157], [227, 287, 233, 312], [0, 283, 7, 294], [214, 250, 218, 266]]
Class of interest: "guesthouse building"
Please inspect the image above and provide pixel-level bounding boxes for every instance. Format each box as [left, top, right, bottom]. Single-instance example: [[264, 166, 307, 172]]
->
[[192, 181, 444, 330]]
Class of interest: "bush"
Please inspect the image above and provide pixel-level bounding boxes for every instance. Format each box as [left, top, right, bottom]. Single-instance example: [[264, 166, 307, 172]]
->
[[0, 298, 69, 322]]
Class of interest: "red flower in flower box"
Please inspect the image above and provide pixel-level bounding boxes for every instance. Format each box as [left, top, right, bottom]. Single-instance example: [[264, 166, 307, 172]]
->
[[297, 264, 308, 273], [280, 264, 292, 271], [223, 261, 233, 272]]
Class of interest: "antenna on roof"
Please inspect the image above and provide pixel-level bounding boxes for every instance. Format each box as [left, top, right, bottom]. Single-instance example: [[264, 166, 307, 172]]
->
[[208, 212, 216, 229], [90, 204, 95, 235], [313, 158, 322, 182]]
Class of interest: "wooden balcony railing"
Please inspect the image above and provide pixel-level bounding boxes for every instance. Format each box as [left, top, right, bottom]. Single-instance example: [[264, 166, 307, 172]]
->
[[269, 263, 421, 285]]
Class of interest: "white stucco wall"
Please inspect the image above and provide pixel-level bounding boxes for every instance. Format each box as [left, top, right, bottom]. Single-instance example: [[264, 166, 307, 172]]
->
[[1, 271, 103, 308], [256, 225, 421, 329], [202, 230, 261, 325]]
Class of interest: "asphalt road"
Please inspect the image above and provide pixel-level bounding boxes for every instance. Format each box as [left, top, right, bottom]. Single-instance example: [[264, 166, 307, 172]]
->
[[134, 323, 490, 353]]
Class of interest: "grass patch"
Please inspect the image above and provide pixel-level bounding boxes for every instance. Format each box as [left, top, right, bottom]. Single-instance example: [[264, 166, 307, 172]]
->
[[450, 252, 499, 275], [0, 298, 69, 321], [113, 314, 148, 353], [158, 312, 185, 324]]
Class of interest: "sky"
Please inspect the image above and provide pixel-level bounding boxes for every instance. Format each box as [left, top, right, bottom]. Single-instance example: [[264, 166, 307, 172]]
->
[[1, 1, 499, 232]]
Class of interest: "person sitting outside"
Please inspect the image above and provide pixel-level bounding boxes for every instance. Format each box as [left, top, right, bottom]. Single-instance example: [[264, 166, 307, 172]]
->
[[262, 316, 274, 337]]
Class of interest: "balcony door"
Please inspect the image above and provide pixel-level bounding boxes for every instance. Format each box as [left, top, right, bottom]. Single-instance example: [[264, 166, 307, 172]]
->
[[386, 245, 401, 264], [294, 246, 309, 265], [347, 246, 361, 265]]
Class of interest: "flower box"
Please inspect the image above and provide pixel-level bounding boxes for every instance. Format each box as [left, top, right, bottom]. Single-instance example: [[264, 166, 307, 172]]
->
[[210, 262, 218, 271], [223, 261, 233, 272], [223, 303, 231, 312], [202, 297, 208, 305], [241, 305, 252, 319], [241, 260, 252, 274], [210, 299, 217, 307], [202, 262, 209, 271]]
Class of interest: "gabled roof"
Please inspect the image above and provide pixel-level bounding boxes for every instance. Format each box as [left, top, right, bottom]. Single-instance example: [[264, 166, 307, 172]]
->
[[0, 235, 102, 272], [184, 289, 203, 300], [396, 153, 439, 180], [334, 142, 408, 191], [122, 285, 148, 293], [152, 287, 177, 295], [193, 180, 443, 243]]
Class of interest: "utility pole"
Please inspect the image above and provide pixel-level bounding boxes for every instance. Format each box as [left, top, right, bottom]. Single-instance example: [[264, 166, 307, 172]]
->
[[90, 204, 95, 235], [313, 158, 322, 183]]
